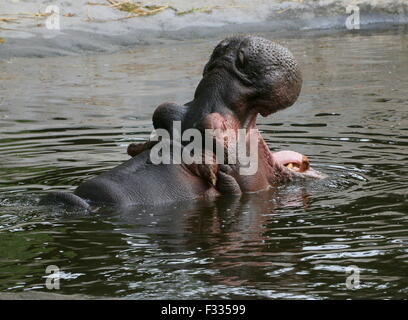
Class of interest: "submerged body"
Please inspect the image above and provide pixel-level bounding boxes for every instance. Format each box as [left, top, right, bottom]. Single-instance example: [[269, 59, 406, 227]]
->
[[75, 151, 218, 206]]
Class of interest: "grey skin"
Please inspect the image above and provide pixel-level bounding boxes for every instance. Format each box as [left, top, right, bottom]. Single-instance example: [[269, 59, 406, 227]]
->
[[43, 35, 320, 209]]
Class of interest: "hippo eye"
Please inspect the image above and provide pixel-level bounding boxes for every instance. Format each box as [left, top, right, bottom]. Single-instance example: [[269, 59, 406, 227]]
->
[[237, 50, 245, 69]]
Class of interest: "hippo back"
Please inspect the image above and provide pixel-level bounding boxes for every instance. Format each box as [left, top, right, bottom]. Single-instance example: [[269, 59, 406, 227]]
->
[[74, 151, 214, 206]]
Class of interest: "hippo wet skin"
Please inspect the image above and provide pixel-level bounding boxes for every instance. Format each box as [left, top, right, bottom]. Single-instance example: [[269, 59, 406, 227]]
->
[[43, 35, 323, 210]]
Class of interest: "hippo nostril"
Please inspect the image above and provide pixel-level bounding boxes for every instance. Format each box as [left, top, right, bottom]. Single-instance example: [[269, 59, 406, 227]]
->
[[217, 40, 229, 50], [237, 50, 245, 68], [213, 41, 230, 58], [205, 57, 232, 73]]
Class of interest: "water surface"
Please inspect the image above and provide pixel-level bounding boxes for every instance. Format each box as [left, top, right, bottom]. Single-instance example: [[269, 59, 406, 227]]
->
[[0, 28, 408, 299]]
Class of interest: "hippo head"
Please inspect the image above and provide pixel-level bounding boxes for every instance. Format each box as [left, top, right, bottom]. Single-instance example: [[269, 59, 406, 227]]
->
[[198, 35, 302, 120]]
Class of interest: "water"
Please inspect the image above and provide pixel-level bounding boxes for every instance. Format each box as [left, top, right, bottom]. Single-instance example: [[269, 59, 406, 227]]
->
[[0, 27, 408, 299]]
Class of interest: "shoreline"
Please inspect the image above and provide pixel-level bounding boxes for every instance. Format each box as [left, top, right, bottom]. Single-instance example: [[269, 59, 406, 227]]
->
[[1, 0, 408, 58]]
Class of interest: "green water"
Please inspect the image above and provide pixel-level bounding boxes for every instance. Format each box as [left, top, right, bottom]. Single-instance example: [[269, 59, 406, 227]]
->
[[0, 27, 407, 299]]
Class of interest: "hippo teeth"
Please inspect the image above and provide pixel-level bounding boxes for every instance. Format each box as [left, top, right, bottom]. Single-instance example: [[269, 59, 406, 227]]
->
[[274, 151, 310, 173], [285, 162, 300, 171]]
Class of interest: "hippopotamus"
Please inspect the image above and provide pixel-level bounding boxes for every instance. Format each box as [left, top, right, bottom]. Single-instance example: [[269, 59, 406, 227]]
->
[[43, 35, 323, 210]]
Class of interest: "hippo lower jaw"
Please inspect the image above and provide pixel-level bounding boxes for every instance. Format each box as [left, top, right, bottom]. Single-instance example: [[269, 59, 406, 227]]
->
[[272, 150, 326, 180]]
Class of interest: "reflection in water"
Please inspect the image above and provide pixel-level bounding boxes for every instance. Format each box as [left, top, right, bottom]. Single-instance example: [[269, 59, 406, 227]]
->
[[0, 27, 408, 299]]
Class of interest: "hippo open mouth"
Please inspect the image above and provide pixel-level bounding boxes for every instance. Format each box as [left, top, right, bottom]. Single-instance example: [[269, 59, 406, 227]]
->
[[43, 35, 325, 209], [127, 35, 325, 193]]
